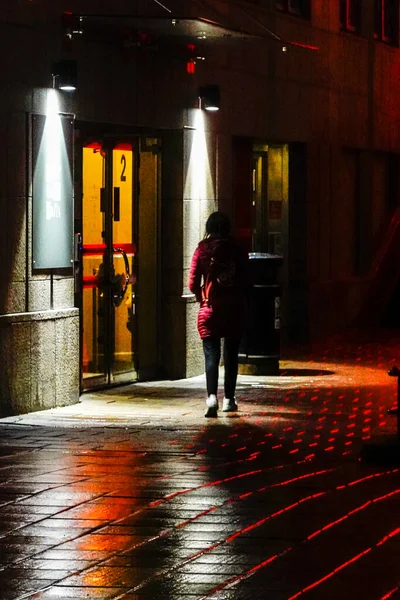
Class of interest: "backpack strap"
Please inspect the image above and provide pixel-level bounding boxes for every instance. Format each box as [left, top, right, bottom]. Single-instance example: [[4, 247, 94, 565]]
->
[[201, 258, 214, 306]]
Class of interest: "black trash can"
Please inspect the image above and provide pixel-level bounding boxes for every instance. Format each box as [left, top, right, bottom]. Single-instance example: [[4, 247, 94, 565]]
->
[[239, 252, 283, 375]]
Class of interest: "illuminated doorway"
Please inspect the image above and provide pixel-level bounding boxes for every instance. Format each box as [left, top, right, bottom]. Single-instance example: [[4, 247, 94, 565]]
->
[[78, 137, 159, 390], [252, 144, 288, 255], [233, 139, 288, 257]]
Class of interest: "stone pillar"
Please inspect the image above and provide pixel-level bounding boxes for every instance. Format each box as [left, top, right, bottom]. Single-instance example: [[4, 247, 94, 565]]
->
[[183, 110, 217, 377], [0, 82, 80, 416], [0, 309, 79, 416], [160, 109, 218, 379]]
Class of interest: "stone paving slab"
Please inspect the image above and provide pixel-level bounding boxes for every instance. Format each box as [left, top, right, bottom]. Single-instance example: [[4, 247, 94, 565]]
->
[[0, 338, 399, 599]]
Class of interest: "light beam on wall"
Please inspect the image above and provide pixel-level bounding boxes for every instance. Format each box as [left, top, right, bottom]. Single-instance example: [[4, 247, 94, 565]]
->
[[45, 90, 63, 221], [32, 89, 74, 269], [184, 109, 214, 202], [183, 109, 215, 293]]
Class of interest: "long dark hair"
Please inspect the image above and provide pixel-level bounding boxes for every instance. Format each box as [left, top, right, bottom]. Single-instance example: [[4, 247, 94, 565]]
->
[[205, 211, 231, 239]]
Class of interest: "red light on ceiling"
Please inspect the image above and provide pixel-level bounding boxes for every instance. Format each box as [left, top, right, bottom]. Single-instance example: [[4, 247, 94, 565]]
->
[[114, 143, 132, 151], [138, 32, 149, 46], [84, 141, 102, 150], [187, 60, 196, 74], [186, 43, 198, 74]]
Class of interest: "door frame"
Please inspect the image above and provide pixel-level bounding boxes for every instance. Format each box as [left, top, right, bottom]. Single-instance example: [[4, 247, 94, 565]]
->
[[76, 133, 140, 391], [75, 124, 162, 392]]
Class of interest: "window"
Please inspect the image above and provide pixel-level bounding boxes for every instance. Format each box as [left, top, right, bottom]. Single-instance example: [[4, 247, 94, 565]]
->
[[374, 0, 399, 44], [276, 0, 311, 19], [340, 0, 362, 32]]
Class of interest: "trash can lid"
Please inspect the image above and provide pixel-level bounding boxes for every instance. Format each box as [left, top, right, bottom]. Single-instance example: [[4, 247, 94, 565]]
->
[[248, 252, 283, 261]]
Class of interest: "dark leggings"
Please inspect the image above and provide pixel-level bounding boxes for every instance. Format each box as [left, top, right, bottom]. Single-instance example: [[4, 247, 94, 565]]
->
[[202, 337, 241, 400]]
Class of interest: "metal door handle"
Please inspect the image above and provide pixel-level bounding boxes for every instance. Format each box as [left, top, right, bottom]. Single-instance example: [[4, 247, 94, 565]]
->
[[112, 247, 130, 306]]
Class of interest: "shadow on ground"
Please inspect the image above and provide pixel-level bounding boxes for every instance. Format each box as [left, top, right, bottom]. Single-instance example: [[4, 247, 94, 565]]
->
[[279, 368, 335, 377]]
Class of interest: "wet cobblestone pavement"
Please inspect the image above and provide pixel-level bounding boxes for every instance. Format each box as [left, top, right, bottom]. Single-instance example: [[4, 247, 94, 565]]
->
[[0, 333, 400, 599]]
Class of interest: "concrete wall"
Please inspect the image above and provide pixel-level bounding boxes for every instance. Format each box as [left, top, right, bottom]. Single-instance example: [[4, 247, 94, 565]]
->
[[0, 309, 79, 416]]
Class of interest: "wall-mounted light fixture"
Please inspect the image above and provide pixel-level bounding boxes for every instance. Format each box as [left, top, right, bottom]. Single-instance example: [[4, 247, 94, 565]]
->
[[199, 85, 220, 111], [52, 60, 77, 91]]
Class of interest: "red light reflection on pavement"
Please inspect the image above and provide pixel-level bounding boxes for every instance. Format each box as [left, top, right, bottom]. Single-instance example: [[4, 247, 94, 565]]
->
[[376, 525, 400, 546], [149, 468, 262, 506], [226, 491, 326, 542], [287, 548, 373, 599], [381, 584, 400, 599], [197, 476, 400, 599], [287, 525, 400, 600], [10, 337, 400, 598], [87, 468, 339, 595]]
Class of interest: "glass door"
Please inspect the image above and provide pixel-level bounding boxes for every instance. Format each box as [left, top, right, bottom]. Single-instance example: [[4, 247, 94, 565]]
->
[[81, 140, 137, 389], [111, 144, 136, 381]]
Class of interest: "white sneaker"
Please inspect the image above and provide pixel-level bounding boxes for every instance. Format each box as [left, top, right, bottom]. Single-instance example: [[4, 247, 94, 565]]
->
[[205, 394, 218, 418], [222, 397, 238, 412]]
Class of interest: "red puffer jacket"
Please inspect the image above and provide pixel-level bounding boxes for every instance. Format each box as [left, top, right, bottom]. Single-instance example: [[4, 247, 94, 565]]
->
[[188, 237, 249, 340]]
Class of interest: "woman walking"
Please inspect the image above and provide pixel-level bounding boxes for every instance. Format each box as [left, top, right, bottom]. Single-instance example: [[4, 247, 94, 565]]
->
[[189, 212, 249, 417]]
